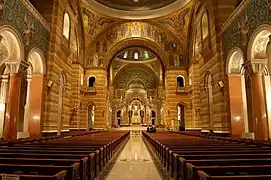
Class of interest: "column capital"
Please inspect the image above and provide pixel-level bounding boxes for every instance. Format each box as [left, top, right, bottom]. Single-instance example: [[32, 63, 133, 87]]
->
[[5, 61, 29, 75], [243, 59, 268, 74]]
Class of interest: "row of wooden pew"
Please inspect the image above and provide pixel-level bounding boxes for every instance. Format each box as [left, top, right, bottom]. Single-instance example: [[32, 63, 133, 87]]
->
[[143, 131, 271, 180], [0, 130, 130, 180]]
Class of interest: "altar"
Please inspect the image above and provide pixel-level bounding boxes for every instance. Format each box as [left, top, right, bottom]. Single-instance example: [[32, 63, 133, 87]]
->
[[131, 115, 141, 124]]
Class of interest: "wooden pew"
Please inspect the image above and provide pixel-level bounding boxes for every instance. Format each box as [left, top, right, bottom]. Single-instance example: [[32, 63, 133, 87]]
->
[[0, 170, 67, 180], [0, 163, 79, 180], [187, 164, 271, 180], [197, 170, 271, 180]]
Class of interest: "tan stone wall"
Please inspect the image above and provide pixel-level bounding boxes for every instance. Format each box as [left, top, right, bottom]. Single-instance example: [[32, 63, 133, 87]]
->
[[189, 0, 234, 131], [164, 70, 192, 128], [43, 0, 79, 133], [81, 68, 108, 129]]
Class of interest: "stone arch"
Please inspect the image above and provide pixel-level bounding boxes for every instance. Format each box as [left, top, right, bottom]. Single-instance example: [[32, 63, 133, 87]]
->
[[0, 26, 24, 139], [104, 38, 168, 69], [226, 47, 249, 137], [247, 24, 271, 60], [247, 24, 271, 140], [0, 25, 24, 64], [27, 48, 46, 75], [22, 48, 46, 138], [226, 47, 244, 75]]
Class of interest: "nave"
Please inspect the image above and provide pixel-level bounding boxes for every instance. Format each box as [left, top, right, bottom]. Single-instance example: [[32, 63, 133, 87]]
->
[[1, 129, 271, 179]]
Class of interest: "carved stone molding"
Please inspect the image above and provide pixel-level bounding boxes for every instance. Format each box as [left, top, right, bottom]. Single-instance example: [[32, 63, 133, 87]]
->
[[5, 61, 29, 75], [243, 59, 268, 74]]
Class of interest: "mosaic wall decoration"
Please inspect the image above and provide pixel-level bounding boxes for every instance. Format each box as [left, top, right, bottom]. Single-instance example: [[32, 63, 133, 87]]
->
[[81, 6, 115, 40], [222, 0, 271, 58], [115, 68, 156, 89], [3, 0, 50, 54], [158, 7, 191, 44], [87, 21, 185, 68]]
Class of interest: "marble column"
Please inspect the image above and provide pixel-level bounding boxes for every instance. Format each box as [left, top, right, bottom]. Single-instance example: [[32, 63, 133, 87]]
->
[[23, 75, 32, 133], [0, 75, 9, 138], [28, 75, 45, 138], [246, 60, 269, 140], [227, 75, 246, 137], [3, 61, 28, 140]]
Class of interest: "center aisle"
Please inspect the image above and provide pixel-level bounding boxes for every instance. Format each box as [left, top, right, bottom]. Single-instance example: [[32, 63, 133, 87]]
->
[[106, 132, 162, 180]]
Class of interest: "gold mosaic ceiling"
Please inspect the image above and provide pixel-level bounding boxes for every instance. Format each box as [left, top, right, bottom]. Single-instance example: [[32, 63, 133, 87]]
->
[[94, 0, 178, 11]]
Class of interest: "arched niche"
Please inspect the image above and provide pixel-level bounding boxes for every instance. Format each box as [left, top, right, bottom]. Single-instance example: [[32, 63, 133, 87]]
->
[[177, 103, 185, 130], [87, 102, 95, 129]]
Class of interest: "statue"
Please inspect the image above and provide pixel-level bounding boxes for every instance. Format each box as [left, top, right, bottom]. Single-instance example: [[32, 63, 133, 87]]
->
[[93, 53, 99, 67], [23, 15, 34, 47]]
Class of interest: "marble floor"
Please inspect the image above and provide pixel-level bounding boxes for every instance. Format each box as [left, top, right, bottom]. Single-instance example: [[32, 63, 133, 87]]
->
[[106, 132, 162, 180]]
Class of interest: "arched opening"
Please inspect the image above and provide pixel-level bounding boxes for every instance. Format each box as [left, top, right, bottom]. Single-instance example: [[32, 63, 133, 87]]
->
[[57, 71, 67, 136], [177, 104, 185, 131], [226, 48, 248, 137], [116, 110, 121, 126], [63, 13, 71, 40], [0, 26, 24, 140], [88, 76, 96, 88], [177, 76, 185, 88], [247, 25, 271, 140], [201, 11, 209, 42], [21, 49, 45, 138], [151, 110, 156, 125], [87, 103, 95, 130]]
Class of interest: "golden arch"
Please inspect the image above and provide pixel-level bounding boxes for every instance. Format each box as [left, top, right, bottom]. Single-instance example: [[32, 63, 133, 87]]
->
[[104, 37, 168, 69]]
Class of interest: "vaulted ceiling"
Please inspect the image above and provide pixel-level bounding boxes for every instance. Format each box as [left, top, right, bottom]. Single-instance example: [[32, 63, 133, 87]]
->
[[93, 0, 178, 11]]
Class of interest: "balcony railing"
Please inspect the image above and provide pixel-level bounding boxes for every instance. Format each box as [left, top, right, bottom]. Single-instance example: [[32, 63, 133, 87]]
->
[[80, 86, 97, 95]]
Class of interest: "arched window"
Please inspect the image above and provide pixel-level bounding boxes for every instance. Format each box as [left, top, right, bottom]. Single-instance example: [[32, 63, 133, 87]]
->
[[123, 51, 128, 59], [144, 51, 149, 59], [63, 13, 71, 40], [177, 76, 185, 87], [201, 11, 209, 41], [88, 76, 96, 88], [134, 51, 139, 60]]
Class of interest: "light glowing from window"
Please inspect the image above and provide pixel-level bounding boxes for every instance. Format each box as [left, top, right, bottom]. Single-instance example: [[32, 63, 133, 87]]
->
[[144, 51, 149, 59], [134, 52, 139, 60], [63, 13, 71, 39], [123, 51, 128, 59], [201, 12, 209, 40]]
